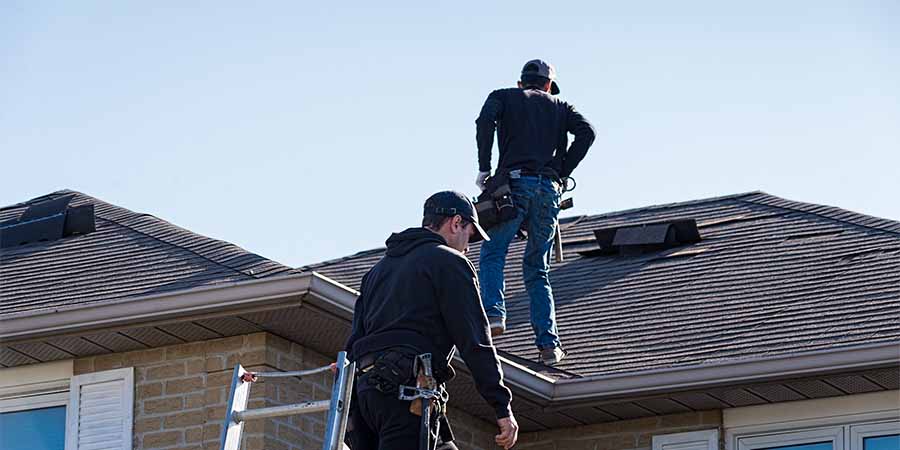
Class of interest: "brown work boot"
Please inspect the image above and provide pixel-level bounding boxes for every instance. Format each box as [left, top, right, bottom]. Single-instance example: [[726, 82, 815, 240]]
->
[[489, 317, 506, 337], [539, 346, 567, 366]]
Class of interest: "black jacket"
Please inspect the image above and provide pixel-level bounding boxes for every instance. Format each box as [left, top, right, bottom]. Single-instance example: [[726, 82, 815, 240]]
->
[[344, 228, 512, 419], [476, 87, 596, 179]]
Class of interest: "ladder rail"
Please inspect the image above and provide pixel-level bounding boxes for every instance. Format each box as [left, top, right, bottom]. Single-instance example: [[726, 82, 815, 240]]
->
[[219, 351, 355, 450]]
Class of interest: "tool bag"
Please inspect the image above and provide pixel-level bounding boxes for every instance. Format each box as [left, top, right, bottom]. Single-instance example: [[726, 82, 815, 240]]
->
[[475, 170, 517, 230]]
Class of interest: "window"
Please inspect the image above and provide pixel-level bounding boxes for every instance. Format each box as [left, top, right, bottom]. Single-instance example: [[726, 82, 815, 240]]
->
[[0, 406, 67, 450], [0, 362, 70, 450], [725, 391, 899, 450], [734, 422, 899, 450], [737, 426, 845, 450], [0, 363, 133, 450], [852, 422, 900, 450]]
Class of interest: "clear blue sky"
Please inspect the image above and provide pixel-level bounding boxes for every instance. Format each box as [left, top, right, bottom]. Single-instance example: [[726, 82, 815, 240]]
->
[[3, 1, 898, 267]]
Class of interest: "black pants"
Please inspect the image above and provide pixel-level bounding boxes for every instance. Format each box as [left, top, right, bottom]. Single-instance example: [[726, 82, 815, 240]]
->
[[349, 383, 458, 450]]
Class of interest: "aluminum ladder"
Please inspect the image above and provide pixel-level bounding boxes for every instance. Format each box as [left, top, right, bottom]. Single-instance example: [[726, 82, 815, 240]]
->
[[219, 351, 356, 450]]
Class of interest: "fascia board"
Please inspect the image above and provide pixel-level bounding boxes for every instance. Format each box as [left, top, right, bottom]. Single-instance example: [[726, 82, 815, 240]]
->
[[549, 341, 900, 406], [0, 273, 313, 343]]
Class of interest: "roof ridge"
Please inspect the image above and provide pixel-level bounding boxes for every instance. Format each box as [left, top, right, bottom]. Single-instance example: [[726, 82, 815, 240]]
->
[[299, 247, 386, 272], [558, 190, 764, 223], [0, 189, 77, 212], [9, 190, 292, 279], [736, 192, 900, 237]]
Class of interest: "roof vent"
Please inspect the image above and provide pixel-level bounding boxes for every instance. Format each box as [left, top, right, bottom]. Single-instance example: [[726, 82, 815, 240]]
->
[[583, 219, 701, 256], [0, 194, 96, 249]]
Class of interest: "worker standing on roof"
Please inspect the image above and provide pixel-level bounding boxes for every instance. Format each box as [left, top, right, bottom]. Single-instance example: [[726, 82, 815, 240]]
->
[[475, 59, 596, 365], [344, 191, 518, 449]]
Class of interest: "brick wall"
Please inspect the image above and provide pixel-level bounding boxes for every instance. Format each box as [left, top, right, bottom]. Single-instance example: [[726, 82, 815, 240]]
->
[[74, 333, 277, 450], [73, 332, 721, 450]]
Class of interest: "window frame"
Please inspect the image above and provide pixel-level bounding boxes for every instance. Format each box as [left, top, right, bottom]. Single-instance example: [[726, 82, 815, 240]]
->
[[737, 426, 845, 450], [850, 421, 900, 450], [0, 374, 70, 414]]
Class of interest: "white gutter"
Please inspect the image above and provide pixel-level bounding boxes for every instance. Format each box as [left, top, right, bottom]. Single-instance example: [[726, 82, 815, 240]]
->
[[0, 273, 314, 343], [546, 341, 900, 408], [5, 270, 896, 408]]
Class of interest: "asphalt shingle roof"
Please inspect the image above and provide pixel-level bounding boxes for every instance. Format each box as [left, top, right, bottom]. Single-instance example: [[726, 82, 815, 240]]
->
[[303, 192, 900, 378], [0, 190, 294, 317]]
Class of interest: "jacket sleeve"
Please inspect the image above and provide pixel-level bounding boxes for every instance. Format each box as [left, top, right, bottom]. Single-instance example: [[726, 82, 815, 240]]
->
[[433, 252, 512, 419], [560, 103, 596, 178], [475, 90, 505, 173], [344, 272, 369, 358]]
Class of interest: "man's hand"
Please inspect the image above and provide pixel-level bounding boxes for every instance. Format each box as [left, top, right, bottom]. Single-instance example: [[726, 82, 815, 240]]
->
[[476, 171, 491, 191], [495, 414, 519, 449]]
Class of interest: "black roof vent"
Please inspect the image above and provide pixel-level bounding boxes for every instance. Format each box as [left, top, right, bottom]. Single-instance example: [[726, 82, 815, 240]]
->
[[0, 195, 96, 249], [584, 219, 701, 256]]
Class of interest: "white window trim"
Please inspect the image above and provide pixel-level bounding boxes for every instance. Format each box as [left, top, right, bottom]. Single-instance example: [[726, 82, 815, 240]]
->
[[850, 421, 900, 449], [0, 360, 72, 414], [0, 389, 68, 413], [653, 429, 719, 450], [737, 425, 844, 450]]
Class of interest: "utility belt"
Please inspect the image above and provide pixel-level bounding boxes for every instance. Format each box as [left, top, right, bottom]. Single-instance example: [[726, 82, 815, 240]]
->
[[356, 349, 454, 449], [476, 168, 569, 230], [475, 169, 518, 230]]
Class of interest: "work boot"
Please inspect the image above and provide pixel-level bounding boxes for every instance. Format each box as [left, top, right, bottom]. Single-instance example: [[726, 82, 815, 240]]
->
[[488, 317, 506, 337], [539, 346, 567, 366]]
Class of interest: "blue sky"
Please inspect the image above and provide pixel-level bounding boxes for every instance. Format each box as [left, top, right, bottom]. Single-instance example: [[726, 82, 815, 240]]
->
[[2, 1, 898, 267]]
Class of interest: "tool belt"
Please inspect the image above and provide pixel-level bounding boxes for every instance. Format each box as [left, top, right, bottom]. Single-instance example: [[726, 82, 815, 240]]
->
[[357, 348, 418, 394], [356, 350, 455, 448], [475, 170, 517, 230]]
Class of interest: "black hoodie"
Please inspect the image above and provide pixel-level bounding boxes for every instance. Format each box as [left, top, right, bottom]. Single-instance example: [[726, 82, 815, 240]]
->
[[345, 227, 512, 419]]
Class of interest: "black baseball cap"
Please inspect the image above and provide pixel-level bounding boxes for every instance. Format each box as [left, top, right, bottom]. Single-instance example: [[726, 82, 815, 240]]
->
[[521, 59, 560, 95], [423, 191, 491, 243]]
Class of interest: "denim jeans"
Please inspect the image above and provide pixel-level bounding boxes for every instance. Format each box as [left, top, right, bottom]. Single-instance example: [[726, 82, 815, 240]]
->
[[478, 174, 562, 349]]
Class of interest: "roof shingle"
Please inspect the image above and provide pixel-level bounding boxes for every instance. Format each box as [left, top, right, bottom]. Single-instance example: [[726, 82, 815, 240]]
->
[[303, 191, 900, 378], [0, 190, 294, 317]]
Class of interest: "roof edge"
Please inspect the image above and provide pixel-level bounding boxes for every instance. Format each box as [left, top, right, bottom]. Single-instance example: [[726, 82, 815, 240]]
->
[[548, 341, 900, 407], [0, 273, 314, 343], [302, 274, 900, 406]]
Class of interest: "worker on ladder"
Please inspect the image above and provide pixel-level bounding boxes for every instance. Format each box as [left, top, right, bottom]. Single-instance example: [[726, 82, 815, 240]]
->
[[345, 191, 518, 449], [474, 59, 596, 365]]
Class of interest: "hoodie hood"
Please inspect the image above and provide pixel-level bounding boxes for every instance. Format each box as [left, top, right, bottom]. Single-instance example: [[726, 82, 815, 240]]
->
[[385, 227, 447, 257]]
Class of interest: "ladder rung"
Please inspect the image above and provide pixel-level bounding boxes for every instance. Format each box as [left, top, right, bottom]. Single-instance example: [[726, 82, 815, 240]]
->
[[251, 365, 333, 379], [233, 400, 331, 422]]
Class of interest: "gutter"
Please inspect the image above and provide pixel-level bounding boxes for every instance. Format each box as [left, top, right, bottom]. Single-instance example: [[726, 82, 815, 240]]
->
[[5, 270, 896, 408], [0, 273, 315, 343], [546, 340, 900, 408]]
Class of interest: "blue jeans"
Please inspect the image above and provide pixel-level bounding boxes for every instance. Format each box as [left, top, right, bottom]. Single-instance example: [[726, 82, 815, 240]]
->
[[479, 174, 562, 349]]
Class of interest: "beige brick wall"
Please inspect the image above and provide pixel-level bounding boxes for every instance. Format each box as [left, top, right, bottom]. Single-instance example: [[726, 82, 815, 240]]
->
[[73, 332, 721, 450]]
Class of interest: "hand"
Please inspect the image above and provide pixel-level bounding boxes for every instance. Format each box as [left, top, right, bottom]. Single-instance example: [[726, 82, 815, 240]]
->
[[476, 171, 491, 191], [240, 372, 258, 383], [495, 414, 519, 449]]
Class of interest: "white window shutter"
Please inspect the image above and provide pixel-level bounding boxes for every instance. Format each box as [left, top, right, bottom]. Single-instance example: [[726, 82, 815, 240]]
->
[[65, 367, 134, 450], [653, 429, 720, 450]]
